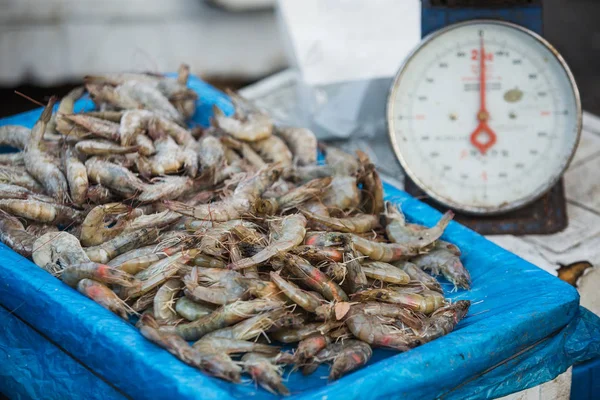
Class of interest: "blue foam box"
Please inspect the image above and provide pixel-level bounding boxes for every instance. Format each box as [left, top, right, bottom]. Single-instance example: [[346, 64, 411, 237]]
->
[[0, 76, 599, 400]]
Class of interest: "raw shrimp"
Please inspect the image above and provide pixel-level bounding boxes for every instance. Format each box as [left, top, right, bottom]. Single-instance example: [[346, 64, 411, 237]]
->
[[124, 255, 193, 299], [148, 115, 193, 145], [356, 150, 384, 215], [212, 91, 273, 142], [241, 353, 290, 396], [267, 177, 332, 213], [85, 228, 159, 263], [361, 261, 411, 284], [64, 114, 121, 142], [183, 267, 247, 306], [283, 253, 349, 302], [0, 166, 44, 193], [295, 333, 331, 364], [61, 261, 139, 288], [275, 127, 317, 166], [203, 309, 288, 341], [32, 232, 90, 272], [385, 202, 454, 249], [118, 81, 184, 123], [138, 314, 241, 383], [86, 158, 147, 198], [328, 340, 372, 381], [119, 109, 153, 146], [0, 199, 82, 225], [228, 213, 307, 270], [190, 254, 226, 269], [270, 321, 341, 343], [250, 136, 293, 167], [324, 146, 360, 176], [354, 302, 423, 330], [0, 183, 53, 202], [412, 249, 471, 290], [165, 164, 281, 221], [343, 247, 369, 293], [291, 245, 343, 263], [136, 134, 156, 156], [80, 203, 131, 247], [323, 176, 361, 212], [201, 219, 261, 257], [345, 307, 420, 351], [75, 139, 138, 156], [0, 152, 24, 165], [270, 272, 322, 313], [63, 147, 88, 205], [0, 125, 31, 150], [221, 136, 266, 170], [172, 298, 284, 341], [86, 184, 116, 204], [53, 86, 86, 135], [77, 279, 133, 320], [0, 213, 36, 257], [154, 279, 183, 323], [83, 111, 124, 122], [198, 135, 225, 172], [175, 297, 215, 321], [24, 98, 70, 201], [138, 176, 194, 203], [415, 300, 470, 343], [194, 337, 279, 356], [352, 288, 445, 314], [394, 261, 443, 293], [301, 209, 380, 233]]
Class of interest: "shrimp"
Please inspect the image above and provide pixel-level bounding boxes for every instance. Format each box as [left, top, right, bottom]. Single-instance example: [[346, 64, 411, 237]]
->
[[183, 267, 248, 305], [323, 176, 361, 212], [354, 302, 423, 330], [53, 86, 86, 136], [415, 300, 470, 343], [0, 125, 31, 149], [63, 147, 88, 205], [190, 254, 226, 269], [75, 139, 138, 156], [0, 183, 53, 202], [148, 115, 193, 145], [285, 165, 335, 183], [291, 245, 344, 263], [32, 232, 90, 272], [118, 81, 185, 123], [201, 219, 262, 257], [0, 213, 36, 257], [323, 262, 348, 284], [435, 240, 461, 257], [80, 203, 131, 246], [172, 298, 284, 341], [270, 321, 342, 343], [204, 309, 288, 341], [135, 134, 156, 156], [250, 136, 293, 167], [283, 253, 349, 302], [220, 136, 266, 170], [165, 164, 281, 221], [194, 337, 279, 356], [154, 279, 183, 323], [385, 202, 454, 249], [119, 109, 153, 146], [275, 126, 317, 166], [0, 199, 82, 225], [270, 272, 322, 313], [228, 213, 307, 270], [138, 176, 194, 203], [324, 146, 360, 176], [345, 307, 420, 351], [86, 158, 147, 198], [83, 111, 124, 122], [198, 135, 225, 172], [328, 340, 372, 381], [394, 261, 442, 293], [295, 334, 331, 364], [212, 91, 273, 142], [138, 314, 242, 383], [0, 152, 24, 165], [77, 279, 133, 320], [343, 247, 369, 293], [356, 150, 384, 214], [175, 297, 215, 321], [85, 228, 159, 263], [241, 353, 290, 396], [63, 114, 121, 142], [361, 261, 411, 284], [300, 209, 380, 233], [0, 166, 44, 193], [124, 255, 193, 299], [60, 261, 139, 288], [264, 177, 332, 213], [412, 249, 471, 290], [24, 98, 70, 202], [86, 184, 116, 204], [352, 288, 445, 314]]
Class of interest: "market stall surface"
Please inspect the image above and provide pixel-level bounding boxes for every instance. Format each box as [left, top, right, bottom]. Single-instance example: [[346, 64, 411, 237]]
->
[[0, 77, 598, 400]]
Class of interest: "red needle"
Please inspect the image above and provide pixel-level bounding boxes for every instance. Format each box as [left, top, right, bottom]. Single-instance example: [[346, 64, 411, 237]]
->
[[469, 34, 497, 155]]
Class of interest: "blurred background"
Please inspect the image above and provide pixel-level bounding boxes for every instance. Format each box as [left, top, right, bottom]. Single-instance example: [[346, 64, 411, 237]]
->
[[0, 0, 599, 117]]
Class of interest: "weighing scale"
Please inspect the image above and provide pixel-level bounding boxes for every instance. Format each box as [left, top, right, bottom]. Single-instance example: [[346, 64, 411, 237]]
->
[[387, 0, 582, 235]]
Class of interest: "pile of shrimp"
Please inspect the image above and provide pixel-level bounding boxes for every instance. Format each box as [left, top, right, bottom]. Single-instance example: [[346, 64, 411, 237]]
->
[[0, 65, 472, 395]]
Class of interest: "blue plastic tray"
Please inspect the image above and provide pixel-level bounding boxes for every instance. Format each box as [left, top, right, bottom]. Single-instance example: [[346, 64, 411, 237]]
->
[[0, 77, 598, 400]]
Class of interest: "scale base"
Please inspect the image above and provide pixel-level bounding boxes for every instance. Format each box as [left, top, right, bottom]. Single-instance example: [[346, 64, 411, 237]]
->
[[405, 178, 568, 235]]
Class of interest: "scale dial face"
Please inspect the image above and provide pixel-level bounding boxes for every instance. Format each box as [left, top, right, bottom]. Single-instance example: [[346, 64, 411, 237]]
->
[[387, 20, 581, 215]]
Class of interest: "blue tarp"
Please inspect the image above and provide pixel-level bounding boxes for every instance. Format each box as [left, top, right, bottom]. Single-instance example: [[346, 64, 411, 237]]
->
[[0, 77, 598, 400]]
